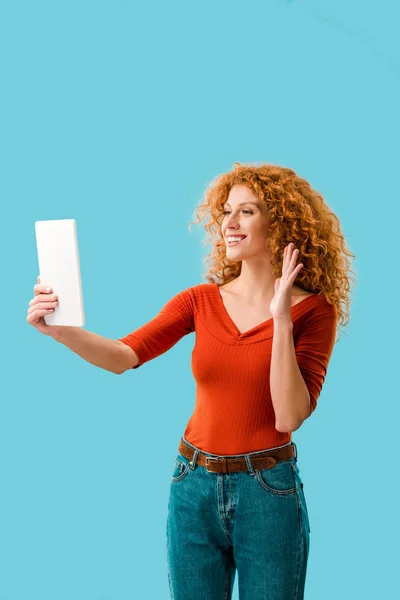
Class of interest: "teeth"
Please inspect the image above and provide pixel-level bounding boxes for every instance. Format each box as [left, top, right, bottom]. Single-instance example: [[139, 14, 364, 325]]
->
[[227, 237, 245, 242]]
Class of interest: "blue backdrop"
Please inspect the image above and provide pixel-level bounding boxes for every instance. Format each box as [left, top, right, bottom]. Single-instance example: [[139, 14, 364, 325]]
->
[[2, 0, 398, 598]]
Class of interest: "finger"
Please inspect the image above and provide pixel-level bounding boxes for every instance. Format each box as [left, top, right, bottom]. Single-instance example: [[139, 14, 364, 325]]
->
[[289, 263, 303, 283], [34, 284, 52, 295], [28, 301, 55, 314], [27, 307, 54, 322], [288, 247, 299, 271], [27, 308, 54, 317], [29, 293, 57, 307], [283, 243, 292, 276], [29, 295, 45, 306], [282, 244, 288, 270]]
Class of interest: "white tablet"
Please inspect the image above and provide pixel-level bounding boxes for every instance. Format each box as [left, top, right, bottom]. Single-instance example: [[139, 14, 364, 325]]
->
[[35, 219, 85, 327]]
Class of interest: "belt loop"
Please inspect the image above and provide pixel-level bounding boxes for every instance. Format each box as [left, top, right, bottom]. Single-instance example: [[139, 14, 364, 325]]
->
[[244, 455, 256, 476], [292, 441, 298, 462], [189, 449, 199, 469]]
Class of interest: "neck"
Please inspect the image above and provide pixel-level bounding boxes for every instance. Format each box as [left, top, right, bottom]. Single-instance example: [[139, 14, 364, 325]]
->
[[230, 262, 277, 303]]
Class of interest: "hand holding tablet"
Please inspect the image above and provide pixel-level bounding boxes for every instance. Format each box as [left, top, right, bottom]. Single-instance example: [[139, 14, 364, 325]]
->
[[26, 276, 61, 337], [30, 219, 85, 328]]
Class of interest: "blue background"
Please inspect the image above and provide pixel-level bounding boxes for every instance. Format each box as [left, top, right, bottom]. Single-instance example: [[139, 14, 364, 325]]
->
[[1, 0, 399, 598]]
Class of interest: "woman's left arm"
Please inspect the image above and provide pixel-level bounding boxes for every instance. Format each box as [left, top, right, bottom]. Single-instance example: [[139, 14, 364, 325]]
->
[[270, 320, 311, 432], [269, 243, 337, 432]]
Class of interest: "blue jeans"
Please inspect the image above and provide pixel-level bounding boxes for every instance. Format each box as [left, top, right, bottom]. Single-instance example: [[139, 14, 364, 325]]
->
[[166, 437, 310, 600]]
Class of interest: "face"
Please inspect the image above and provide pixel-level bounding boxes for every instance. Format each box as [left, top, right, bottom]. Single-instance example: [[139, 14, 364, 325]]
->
[[221, 185, 270, 260]]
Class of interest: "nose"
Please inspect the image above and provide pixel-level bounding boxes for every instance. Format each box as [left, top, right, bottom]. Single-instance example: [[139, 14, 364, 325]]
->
[[225, 214, 241, 230]]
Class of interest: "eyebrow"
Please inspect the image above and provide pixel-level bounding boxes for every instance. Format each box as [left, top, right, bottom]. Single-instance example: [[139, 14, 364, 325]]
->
[[223, 201, 259, 207]]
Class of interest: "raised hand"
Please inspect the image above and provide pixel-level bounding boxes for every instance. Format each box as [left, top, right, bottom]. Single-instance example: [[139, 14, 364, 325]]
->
[[269, 243, 304, 323]]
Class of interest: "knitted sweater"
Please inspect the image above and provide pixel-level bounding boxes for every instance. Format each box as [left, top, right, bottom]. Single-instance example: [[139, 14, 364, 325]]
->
[[118, 283, 337, 455]]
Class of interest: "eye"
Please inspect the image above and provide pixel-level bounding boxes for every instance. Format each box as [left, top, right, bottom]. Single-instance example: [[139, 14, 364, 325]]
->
[[223, 210, 253, 215]]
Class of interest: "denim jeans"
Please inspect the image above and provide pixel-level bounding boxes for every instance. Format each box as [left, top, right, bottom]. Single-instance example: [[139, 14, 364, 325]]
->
[[166, 437, 310, 600]]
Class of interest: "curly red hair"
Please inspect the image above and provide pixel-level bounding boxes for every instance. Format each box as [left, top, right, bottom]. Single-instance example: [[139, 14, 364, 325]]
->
[[188, 162, 355, 342]]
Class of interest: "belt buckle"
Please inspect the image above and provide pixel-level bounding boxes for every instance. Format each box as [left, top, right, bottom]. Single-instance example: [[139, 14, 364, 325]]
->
[[206, 456, 215, 473], [205, 456, 222, 473]]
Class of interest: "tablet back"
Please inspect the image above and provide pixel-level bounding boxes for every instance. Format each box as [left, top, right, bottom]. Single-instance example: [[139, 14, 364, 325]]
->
[[35, 219, 85, 327]]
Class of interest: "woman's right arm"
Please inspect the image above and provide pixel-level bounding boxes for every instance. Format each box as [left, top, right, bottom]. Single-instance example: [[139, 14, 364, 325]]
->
[[27, 276, 138, 374], [53, 327, 139, 374]]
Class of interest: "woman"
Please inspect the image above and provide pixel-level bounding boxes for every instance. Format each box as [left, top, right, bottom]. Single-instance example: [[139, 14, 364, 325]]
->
[[27, 162, 354, 599]]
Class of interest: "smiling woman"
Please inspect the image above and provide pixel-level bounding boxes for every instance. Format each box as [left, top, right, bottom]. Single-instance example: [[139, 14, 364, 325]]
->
[[118, 162, 355, 599], [38, 161, 354, 599], [189, 161, 355, 338]]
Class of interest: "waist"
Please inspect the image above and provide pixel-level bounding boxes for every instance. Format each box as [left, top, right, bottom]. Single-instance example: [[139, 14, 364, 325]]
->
[[178, 437, 297, 474]]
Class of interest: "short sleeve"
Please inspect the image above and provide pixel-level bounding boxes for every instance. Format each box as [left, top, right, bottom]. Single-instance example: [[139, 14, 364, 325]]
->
[[294, 303, 338, 415], [118, 287, 195, 369]]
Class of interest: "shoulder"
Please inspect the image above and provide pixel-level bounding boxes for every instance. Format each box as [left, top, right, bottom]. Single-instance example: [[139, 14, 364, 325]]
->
[[188, 282, 216, 295], [180, 283, 218, 314], [170, 283, 215, 308], [294, 285, 333, 305], [292, 286, 337, 327], [295, 293, 338, 333]]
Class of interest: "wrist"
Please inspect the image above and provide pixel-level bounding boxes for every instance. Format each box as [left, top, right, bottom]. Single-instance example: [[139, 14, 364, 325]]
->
[[273, 317, 293, 329], [51, 326, 65, 342]]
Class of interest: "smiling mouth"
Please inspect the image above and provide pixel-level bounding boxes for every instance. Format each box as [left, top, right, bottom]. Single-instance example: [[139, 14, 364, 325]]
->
[[227, 236, 247, 246]]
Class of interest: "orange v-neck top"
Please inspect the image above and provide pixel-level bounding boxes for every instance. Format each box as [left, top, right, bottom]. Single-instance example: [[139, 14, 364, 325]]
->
[[118, 283, 338, 455]]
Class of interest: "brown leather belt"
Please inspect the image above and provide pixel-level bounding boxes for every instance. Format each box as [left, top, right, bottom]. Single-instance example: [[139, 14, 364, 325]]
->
[[178, 439, 295, 474]]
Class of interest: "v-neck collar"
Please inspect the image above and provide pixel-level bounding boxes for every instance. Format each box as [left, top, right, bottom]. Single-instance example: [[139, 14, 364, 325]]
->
[[211, 282, 319, 340]]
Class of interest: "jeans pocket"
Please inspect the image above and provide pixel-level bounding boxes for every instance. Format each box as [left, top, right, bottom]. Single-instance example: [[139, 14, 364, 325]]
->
[[171, 453, 191, 482], [255, 458, 297, 495]]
